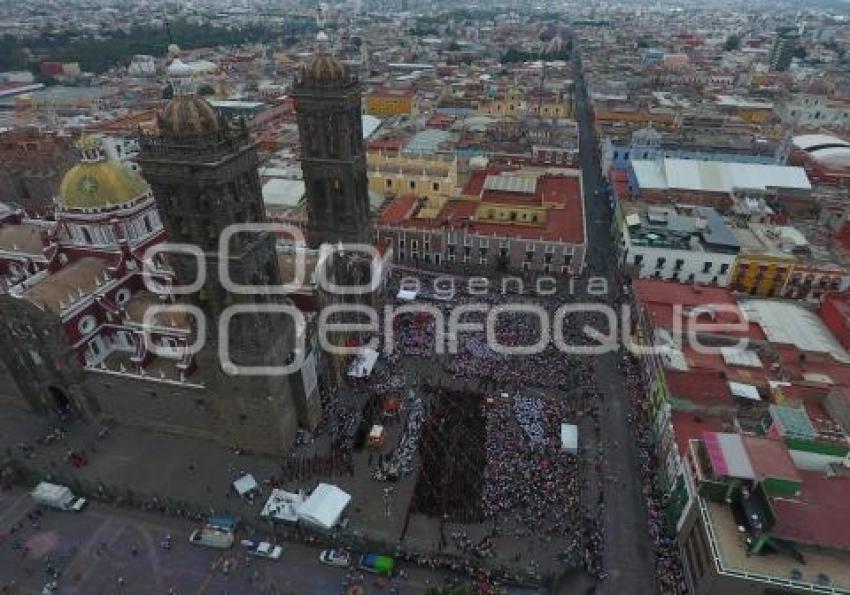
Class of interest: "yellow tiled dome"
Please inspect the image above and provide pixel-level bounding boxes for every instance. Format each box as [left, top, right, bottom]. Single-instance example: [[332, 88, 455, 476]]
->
[[59, 160, 149, 210]]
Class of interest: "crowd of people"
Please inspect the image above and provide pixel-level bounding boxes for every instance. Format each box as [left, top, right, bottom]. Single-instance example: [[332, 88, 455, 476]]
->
[[622, 351, 689, 594]]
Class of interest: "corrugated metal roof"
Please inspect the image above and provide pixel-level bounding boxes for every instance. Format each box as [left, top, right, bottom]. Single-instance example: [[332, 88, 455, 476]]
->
[[633, 158, 811, 193]]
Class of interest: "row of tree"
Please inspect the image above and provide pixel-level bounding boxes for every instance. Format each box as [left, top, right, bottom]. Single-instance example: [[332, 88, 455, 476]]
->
[[0, 17, 316, 75]]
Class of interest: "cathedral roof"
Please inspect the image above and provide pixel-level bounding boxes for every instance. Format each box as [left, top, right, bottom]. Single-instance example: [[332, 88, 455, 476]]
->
[[301, 53, 350, 87], [59, 157, 149, 211], [159, 93, 221, 138]]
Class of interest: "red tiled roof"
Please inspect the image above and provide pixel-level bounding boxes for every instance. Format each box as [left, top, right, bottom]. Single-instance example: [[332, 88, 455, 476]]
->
[[670, 411, 727, 457], [742, 436, 801, 483], [665, 369, 736, 409], [378, 195, 418, 226], [633, 280, 765, 340], [771, 470, 850, 551], [380, 169, 586, 244]]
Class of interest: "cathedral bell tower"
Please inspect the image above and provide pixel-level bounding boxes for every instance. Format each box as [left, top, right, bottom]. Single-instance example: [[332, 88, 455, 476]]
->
[[138, 92, 289, 360], [294, 33, 373, 249]]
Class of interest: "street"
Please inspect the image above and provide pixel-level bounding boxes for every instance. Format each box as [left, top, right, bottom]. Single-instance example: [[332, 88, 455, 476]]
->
[[572, 49, 659, 595], [0, 488, 450, 595]]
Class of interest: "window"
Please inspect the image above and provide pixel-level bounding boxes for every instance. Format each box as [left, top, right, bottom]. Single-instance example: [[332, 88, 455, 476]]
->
[[719, 263, 729, 274], [633, 254, 643, 266], [398, 238, 405, 249], [687, 273, 695, 282], [434, 254, 441, 265], [656, 257, 666, 269], [386, 179, 393, 188], [564, 254, 572, 266], [674, 259, 684, 271], [411, 240, 418, 250], [82, 227, 93, 244], [77, 315, 97, 335], [432, 182, 440, 192], [409, 180, 416, 190], [703, 261, 712, 273]]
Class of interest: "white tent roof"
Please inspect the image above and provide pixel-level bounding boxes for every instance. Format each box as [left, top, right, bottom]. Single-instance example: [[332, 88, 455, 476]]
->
[[348, 347, 379, 378], [560, 423, 578, 452], [396, 288, 418, 301], [233, 474, 258, 496], [261, 488, 307, 523], [297, 483, 351, 530]]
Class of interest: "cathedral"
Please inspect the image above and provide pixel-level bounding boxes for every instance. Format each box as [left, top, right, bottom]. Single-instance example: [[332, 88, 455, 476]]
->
[[0, 38, 375, 455]]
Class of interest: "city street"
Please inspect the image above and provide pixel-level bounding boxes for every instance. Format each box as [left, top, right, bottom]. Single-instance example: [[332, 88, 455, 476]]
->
[[0, 488, 446, 595], [572, 49, 659, 595]]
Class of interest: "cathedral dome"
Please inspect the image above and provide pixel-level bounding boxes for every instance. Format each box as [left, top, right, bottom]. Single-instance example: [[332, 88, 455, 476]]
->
[[159, 93, 221, 138], [59, 157, 150, 211], [299, 32, 350, 87], [302, 53, 349, 86]]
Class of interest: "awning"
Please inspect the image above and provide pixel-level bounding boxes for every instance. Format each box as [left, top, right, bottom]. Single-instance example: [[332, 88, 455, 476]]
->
[[560, 423, 578, 453], [703, 432, 755, 479], [728, 381, 761, 401], [260, 488, 307, 523], [348, 347, 379, 378], [396, 289, 418, 301], [233, 474, 259, 496]]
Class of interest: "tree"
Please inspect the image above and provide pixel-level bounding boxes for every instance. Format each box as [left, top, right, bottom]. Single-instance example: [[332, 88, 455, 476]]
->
[[197, 83, 215, 96], [723, 35, 741, 51], [162, 83, 174, 99]]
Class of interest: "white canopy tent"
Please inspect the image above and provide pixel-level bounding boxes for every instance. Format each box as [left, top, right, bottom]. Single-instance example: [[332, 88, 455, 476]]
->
[[347, 347, 379, 378], [396, 288, 418, 302], [260, 488, 307, 523], [560, 423, 578, 454], [297, 483, 351, 531], [233, 474, 259, 497]]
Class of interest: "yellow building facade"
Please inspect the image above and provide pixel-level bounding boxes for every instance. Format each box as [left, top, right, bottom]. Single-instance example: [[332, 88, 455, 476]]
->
[[365, 90, 414, 117], [367, 151, 457, 215], [477, 87, 573, 119], [730, 254, 794, 296]]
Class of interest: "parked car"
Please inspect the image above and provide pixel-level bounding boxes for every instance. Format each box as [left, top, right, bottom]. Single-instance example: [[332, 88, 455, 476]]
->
[[319, 548, 351, 568], [358, 553, 395, 576], [31, 482, 86, 512], [242, 540, 282, 560]]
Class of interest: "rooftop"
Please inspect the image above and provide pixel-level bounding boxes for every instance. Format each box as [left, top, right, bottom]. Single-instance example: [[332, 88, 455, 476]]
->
[[703, 498, 850, 593], [23, 257, 110, 314], [631, 158, 812, 194]]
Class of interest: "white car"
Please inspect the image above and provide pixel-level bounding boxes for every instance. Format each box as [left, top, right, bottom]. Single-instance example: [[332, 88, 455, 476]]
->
[[244, 540, 282, 560], [319, 548, 351, 568]]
